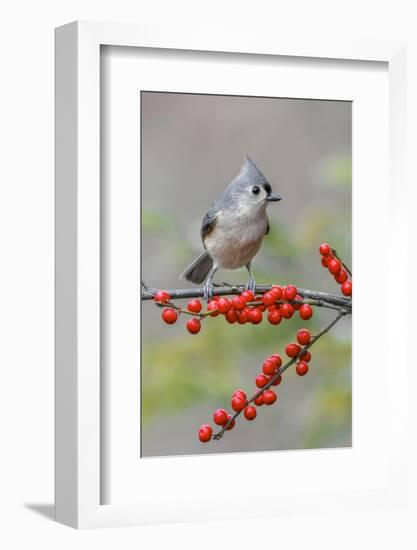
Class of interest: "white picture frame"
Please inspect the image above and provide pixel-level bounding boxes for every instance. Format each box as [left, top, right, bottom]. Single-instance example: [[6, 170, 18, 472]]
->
[[55, 21, 407, 529]]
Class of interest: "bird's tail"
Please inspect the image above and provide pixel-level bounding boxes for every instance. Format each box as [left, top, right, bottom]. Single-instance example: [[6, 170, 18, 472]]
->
[[181, 251, 213, 284]]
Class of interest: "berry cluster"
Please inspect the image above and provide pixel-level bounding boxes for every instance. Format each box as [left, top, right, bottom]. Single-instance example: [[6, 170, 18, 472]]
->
[[148, 242, 352, 444], [319, 243, 352, 297], [198, 328, 314, 443], [155, 285, 314, 335]]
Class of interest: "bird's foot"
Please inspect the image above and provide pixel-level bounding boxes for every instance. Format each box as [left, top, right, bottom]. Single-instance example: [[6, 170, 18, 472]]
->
[[203, 280, 214, 302], [245, 278, 256, 293]]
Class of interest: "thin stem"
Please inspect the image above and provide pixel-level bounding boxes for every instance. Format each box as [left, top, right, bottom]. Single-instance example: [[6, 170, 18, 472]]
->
[[154, 300, 217, 319], [331, 248, 352, 277], [212, 308, 349, 440]]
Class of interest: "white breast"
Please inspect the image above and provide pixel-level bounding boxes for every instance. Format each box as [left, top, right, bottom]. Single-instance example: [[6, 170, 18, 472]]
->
[[204, 209, 268, 269]]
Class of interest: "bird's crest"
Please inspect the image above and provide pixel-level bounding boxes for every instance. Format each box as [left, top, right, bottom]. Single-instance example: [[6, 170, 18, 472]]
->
[[238, 155, 268, 186]]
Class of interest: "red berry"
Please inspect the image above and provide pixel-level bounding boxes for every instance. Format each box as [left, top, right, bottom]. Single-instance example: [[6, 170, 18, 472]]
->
[[207, 300, 219, 317], [293, 295, 303, 310], [255, 374, 269, 388], [263, 389, 277, 405], [262, 359, 276, 376], [225, 414, 235, 430], [241, 290, 255, 303], [300, 350, 311, 362], [297, 329, 311, 345], [225, 308, 238, 324], [154, 290, 171, 303], [262, 292, 276, 306], [296, 361, 309, 376], [232, 295, 246, 310], [186, 318, 201, 334], [237, 308, 250, 324], [281, 303, 295, 319], [216, 297, 231, 314], [213, 408, 228, 426], [267, 309, 282, 325], [299, 304, 313, 320], [244, 406, 257, 421], [284, 285, 297, 301], [198, 424, 212, 443], [187, 299, 202, 313], [270, 285, 282, 299], [269, 354, 282, 368], [162, 308, 178, 324], [341, 281, 352, 296], [231, 395, 246, 412], [321, 255, 331, 268], [257, 304, 267, 312], [254, 393, 264, 406], [269, 374, 282, 386], [249, 308, 263, 324], [233, 389, 247, 400], [286, 343, 301, 358], [328, 258, 341, 275], [319, 243, 331, 256], [335, 270, 348, 284]]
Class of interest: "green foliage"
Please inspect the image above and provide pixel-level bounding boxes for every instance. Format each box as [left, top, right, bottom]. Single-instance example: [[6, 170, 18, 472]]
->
[[301, 337, 352, 448], [263, 220, 299, 260], [142, 209, 176, 234], [142, 320, 236, 423], [320, 155, 352, 188]]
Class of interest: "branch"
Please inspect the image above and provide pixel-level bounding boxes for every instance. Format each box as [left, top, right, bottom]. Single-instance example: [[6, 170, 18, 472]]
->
[[212, 308, 349, 440], [143, 242, 352, 444], [141, 283, 351, 311]]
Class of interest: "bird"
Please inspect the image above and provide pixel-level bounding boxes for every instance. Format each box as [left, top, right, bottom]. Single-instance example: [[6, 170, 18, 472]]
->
[[181, 155, 282, 300]]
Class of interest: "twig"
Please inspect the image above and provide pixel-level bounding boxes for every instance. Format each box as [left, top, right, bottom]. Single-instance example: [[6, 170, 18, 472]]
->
[[141, 280, 151, 291], [141, 283, 351, 311], [331, 248, 352, 277], [212, 308, 349, 440]]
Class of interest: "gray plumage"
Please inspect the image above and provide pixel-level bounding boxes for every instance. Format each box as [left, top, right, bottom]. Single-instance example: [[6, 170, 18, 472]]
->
[[181, 250, 213, 285], [181, 155, 281, 298]]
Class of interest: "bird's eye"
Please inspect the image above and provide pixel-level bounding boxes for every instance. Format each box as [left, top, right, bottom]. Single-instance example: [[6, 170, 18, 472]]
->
[[252, 186, 260, 195]]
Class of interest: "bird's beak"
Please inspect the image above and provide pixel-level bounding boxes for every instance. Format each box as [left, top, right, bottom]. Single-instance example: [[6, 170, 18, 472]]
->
[[267, 193, 282, 202]]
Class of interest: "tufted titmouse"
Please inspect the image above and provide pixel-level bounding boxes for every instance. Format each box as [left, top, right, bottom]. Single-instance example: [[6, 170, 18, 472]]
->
[[181, 156, 282, 299]]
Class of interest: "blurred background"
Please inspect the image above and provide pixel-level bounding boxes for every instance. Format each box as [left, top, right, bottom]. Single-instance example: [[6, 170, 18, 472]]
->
[[141, 91, 352, 457]]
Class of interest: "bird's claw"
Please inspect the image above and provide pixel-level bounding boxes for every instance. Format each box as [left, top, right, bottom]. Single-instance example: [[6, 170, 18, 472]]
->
[[245, 278, 256, 293], [203, 281, 214, 302]]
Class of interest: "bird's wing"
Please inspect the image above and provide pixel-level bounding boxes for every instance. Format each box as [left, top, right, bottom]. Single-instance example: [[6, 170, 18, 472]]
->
[[201, 209, 218, 244], [265, 215, 270, 235]]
